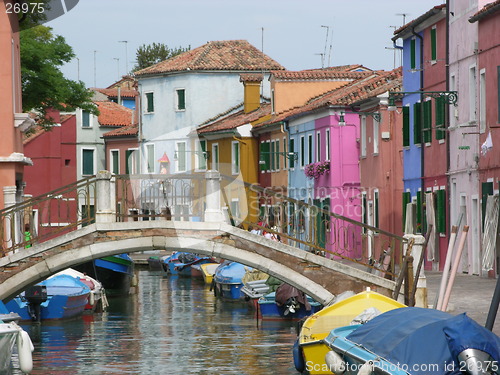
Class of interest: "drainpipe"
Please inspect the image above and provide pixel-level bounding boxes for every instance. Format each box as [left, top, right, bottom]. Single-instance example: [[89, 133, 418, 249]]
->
[[412, 27, 425, 238]]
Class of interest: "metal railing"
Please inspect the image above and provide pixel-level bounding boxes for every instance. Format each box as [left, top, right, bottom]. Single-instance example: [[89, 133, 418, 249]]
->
[[0, 176, 96, 255]]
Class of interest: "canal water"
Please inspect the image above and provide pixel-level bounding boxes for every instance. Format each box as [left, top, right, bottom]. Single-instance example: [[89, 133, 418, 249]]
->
[[15, 270, 299, 374]]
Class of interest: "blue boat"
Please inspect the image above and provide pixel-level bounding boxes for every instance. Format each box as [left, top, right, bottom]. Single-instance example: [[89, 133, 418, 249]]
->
[[258, 290, 322, 320], [162, 252, 201, 276], [322, 307, 500, 375], [6, 274, 91, 321], [75, 254, 134, 297], [213, 261, 250, 300]]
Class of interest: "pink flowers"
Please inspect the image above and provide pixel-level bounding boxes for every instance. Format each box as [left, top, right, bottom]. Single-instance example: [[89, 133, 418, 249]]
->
[[304, 161, 330, 179]]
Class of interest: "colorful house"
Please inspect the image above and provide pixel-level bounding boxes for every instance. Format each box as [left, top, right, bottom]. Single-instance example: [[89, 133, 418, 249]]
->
[[469, 0, 500, 276], [134, 40, 284, 177]]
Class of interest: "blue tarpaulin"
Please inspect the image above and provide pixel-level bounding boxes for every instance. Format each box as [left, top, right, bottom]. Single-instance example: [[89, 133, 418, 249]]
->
[[345, 307, 500, 375]]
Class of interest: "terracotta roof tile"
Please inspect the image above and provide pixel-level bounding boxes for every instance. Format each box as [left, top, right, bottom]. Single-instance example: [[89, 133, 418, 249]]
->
[[469, 0, 500, 22], [271, 69, 372, 81], [197, 103, 271, 135], [135, 40, 285, 76], [96, 101, 134, 127], [95, 88, 138, 98], [102, 123, 138, 138], [256, 68, 402, 127], [393, 5, 446, 39], [240, 73, 264, 82]]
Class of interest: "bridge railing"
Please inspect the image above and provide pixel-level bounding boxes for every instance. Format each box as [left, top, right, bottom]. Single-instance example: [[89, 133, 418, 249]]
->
[[0, 176, 97, 255], [219, 175, 407, 280]]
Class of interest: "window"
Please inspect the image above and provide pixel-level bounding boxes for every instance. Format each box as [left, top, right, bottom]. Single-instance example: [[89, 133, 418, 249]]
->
[[423, 99, 432, 144], [176, 142, 187, 172], [361, 192, 368, 234], [176, 89, 186, 110], [300, 136, 305, 167], [211, 143, 219, 171], [373, 115, 379, 155], [125, 149, 139, 174], [289, 138, 295, 169], [231, 141, 240, 174], [82, 110, 91, 128], [403, 106, 410, 147], [316, 132, 321, 161], [360, 116, 367, 157], [196, 140, 207, 171], [469, 65, 477, 122], [145, 92, 154, 113], [260, 141, 270, 171], [410, 38, 416, 70], [325, 129, 330, 160], [374, 190, 379, 228], [430, 27, 437, 62], [480, 69, 486, 133], [275, 139, 280, 170], [146, 144, 155, 173], [308, 134, 313, 164], [110, 150, 119, 174], [436, 188, 446, 234], [283, 136, 287, 169], [82, 149, 94, 175], [435, 96, 446, 140], [413, 102, 422, 145]]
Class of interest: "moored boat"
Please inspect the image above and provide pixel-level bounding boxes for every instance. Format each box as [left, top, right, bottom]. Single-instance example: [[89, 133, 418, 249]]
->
[[6, 274, 91, 321], [322, 307, 500, 375], [74, 254, 135, 297], [199, 263, 220, 285], [258, 286, 322, 321], [213, 261, 251, 300], [0, 302, 33, 374], [295, 288, 405, 374]]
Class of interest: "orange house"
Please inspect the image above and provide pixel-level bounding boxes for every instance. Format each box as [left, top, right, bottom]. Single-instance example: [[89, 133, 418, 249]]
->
[[0, 1, 35, 211]]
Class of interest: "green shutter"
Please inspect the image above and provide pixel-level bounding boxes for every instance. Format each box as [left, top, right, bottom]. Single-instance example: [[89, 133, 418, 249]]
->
[[125, 150, 133, 174], [374, 191, 379, 228], [410, 39, 416, 70], [177, 89, 185, 110], [414, 102, 422, 144], [431, 28, 437, 61], [435, 96, 446, 140], [270, 141, 275, 170], [82, 111, 90, 127], [423, 100, 432, 143], [403, 106, 410, 147], [402, 192, 411, 231], [300, 137, 305, 167], [112, 150, 119, 174], [436, 189, 446, 234], [146, 92, 154, 113], [260, 142, 270, 171], [289, 138, 295, 168], [82, 149, 94, 175], [276, 140, 280, 170]]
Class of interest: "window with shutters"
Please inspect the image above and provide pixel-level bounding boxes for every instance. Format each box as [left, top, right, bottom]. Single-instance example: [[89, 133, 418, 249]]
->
[[403, 106, 410, 147], [435, 96, 446, 140], [436, 189, 446, 234], [430, 27, 437, 62], [300, 136, 305, 168], [196, 140, 207, 171], [414, 102, 422, 145], [289, 138, 295, 169], [211, 143, 219, 171], [423, 100, 432, 144], [82, 149, 95, 176], [176, 142, 187, 172], [145, 92, 154, 113], [176, 89, 186, 111], [259, 141, 270, 171], [82, 110, 91, 128], [410, 38, 416, 70], [231, 141, 240, 175], [110, 150, 119, 174]]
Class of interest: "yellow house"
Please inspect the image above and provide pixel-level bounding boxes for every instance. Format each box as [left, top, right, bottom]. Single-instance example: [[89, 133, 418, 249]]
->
[[194, 74, 270, 226]]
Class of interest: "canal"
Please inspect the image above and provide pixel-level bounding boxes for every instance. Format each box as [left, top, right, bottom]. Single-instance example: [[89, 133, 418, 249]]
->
[[15, 270, 299, 374]]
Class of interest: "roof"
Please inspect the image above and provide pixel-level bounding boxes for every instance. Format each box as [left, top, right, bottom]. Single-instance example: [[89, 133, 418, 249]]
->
[[102, 123, 138, 138], [271, 69, 372, 81], [392, 4, 446, 41], [23, 114, 75, 145], [256, 68, 402, 127], [197, 103, 271, 136], [96, 101, 135, 127], [134, 40, 285, 76], [94, 88, 138, 98], [469, 0, 500, 22], [106, 75, 136, 90]]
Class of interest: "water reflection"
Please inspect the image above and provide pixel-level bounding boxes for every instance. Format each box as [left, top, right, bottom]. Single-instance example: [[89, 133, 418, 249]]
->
[[14, 270, 298, 374]]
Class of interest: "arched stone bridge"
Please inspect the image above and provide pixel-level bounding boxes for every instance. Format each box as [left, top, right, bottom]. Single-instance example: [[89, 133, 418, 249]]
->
[[0, 220, 397, 304]]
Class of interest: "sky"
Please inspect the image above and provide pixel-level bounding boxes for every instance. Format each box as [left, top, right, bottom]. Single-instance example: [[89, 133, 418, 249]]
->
[[45, 0, 443, 89]]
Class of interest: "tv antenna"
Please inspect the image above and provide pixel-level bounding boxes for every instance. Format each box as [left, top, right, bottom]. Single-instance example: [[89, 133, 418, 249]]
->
[[396, 13, 409, 26], [321, 25, 333, 68]]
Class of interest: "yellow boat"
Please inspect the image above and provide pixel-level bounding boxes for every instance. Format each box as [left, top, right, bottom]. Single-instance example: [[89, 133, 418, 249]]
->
[[296, 288, 405, 374], [200, 263, 219, 285]]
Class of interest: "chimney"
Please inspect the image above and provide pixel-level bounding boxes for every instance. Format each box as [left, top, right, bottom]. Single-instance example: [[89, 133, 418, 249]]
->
[[240, 73, 263, 113]]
